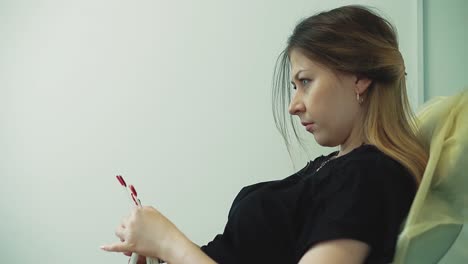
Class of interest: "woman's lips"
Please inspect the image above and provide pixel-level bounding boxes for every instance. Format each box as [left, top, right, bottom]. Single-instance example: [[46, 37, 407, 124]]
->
[[305, 124, 314, 132], [301, 122, 315, 132]]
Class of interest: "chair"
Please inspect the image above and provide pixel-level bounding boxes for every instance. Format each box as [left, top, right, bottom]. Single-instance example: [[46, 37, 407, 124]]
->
[[393, 89, 468, 263]]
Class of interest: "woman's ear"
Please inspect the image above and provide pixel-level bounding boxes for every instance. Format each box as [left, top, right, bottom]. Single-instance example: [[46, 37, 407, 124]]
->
[[354, 75, 373, 94]]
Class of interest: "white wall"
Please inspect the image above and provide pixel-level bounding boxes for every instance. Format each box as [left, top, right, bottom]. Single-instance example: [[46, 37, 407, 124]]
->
[[0, 0, 419, 263], [423, 0, 468, 100], [422, 0, 468, 263]]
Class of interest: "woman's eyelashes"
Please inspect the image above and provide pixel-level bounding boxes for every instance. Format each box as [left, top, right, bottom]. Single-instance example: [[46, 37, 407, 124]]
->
[[291, 78, 312, 90]]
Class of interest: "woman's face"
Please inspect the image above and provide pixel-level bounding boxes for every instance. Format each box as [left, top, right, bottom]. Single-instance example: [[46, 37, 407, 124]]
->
[[288, 48, 369, 148]]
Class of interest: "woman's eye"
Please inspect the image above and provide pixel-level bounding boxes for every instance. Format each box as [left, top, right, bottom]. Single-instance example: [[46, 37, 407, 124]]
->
[[291, 79, 310, 90]]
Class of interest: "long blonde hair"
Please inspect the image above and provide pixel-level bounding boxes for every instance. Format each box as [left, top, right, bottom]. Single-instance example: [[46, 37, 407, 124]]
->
[[272, 5, 428, 185]]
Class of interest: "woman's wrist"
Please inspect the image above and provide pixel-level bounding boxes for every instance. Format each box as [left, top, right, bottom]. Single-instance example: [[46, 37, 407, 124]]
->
[[166, 234, 216, 264], [165, 232, 190, 263]]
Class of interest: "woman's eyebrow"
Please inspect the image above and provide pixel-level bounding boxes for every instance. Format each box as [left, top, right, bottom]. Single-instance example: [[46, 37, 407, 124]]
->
[[292, 70, 305, 80], [293, 69, 310, 80], [290, 69, 309, 84]]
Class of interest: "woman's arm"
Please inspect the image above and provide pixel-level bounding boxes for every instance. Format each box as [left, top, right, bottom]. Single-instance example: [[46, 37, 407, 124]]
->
[[167, 238, 217, 264], [298, 239, 370, 264], [101, 206, 217, 264]]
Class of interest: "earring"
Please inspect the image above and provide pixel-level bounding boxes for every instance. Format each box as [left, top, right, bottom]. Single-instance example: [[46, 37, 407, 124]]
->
[[356, 93, 364, 104]]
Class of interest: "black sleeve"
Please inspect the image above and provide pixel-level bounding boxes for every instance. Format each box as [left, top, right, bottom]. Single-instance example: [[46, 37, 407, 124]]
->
[[297, 159, 384, 257]]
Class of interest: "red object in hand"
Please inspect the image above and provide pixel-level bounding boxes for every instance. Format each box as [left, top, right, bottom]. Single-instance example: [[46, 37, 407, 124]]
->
[[116, 175, 127, 187], [129, 185, 137, 197], [131, 193, 138, 206]]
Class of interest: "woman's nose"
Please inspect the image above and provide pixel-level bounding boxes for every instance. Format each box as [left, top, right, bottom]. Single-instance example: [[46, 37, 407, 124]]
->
[[288, 94, 305, 115]]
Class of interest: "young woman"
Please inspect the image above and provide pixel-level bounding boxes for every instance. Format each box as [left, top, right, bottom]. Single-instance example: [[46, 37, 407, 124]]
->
[[101, 5, 428, 264]]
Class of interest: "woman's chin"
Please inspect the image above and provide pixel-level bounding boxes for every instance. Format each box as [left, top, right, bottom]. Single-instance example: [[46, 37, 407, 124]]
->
[[313, 136, 328, 147], [313, 135, 338, 148]]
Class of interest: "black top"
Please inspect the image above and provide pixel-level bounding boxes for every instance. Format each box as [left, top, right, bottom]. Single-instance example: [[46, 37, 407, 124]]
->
[[200, 144, 417, 264]]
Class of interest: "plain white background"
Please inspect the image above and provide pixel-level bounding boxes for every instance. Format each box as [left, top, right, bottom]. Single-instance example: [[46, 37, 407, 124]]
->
[[1, 0, 422, 263]]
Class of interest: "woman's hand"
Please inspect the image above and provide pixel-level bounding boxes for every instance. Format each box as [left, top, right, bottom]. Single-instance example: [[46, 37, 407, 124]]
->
[[123, 252, 147, 264], [101, 206, 188, 262]]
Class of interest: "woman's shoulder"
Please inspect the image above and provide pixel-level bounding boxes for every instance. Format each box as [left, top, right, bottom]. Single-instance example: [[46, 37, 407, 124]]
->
[[307, 144, 417, 209], [330, 144, 417, 189], [331, 144, 403, 169]]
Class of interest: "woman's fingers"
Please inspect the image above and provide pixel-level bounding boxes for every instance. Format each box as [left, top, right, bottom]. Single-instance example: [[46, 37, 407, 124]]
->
[[100, 242, 132, 253], [115, 224, 125, 241], [121, 215, 128, 227], [124, 254, 147, 264], [102, 205, 178, 259], [123, 252, 146, 262]]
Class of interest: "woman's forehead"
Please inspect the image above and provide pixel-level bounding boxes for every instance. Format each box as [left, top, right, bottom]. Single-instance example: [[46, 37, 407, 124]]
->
[[289, 49, 351, 82], [289, 50, 328, 76]]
